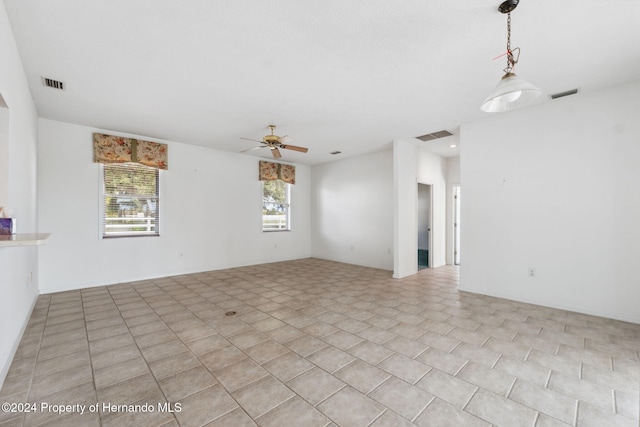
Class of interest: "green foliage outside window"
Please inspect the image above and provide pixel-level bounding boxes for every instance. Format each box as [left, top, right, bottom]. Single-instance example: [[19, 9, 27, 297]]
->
[[262, 179, 290, 231], [104, 164, 158, 218], [262, 179, 287, 215]]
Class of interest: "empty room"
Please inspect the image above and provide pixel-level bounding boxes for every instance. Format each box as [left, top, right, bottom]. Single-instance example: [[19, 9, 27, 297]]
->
[[0, 1, 638, 426]]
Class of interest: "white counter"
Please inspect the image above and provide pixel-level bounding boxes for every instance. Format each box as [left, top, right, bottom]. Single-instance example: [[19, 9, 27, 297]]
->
[[0, 233, 51, 248]]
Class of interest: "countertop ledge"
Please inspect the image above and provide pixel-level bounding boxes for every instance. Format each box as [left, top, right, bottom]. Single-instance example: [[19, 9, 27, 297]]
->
[[0, 233, 51, 247]]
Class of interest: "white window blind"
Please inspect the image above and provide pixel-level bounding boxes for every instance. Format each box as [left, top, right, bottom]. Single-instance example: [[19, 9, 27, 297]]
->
[[102, 163, 160, 237]]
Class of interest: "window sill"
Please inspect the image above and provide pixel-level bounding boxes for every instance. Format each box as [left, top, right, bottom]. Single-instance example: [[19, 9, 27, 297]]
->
[[102, 234, 160, 239]]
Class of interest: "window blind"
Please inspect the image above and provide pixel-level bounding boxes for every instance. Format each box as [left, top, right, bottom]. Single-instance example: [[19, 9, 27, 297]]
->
[[102, 163, 160, 237]]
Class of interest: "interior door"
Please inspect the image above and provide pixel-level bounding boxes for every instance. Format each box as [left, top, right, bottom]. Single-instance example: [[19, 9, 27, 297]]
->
[[454, 185, 460, 265], [417, 183, 432, 269]]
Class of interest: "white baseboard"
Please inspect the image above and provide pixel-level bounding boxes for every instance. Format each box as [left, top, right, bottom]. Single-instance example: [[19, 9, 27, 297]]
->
[[459, 287, 640, 325]]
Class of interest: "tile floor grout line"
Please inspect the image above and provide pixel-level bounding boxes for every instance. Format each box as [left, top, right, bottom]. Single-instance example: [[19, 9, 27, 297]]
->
[[453, 359, 469, 377], [544, 369, 552, 389], [609, 355, 614, 370], [506, 377, 518, 398], [531, 411, 540, 427], [251, 394, 297, 424], [80, 289, 103, 426], [490, 353, 502, 369], [461, 385, 480, 413], [410, 396, 436, 423], [365, 374, 392, 398], [524, 346, 533, 362], [365, 408, 387, 427], [610, 389, 617, 414], [579, 362, 583, 380], [25, 295, 51, 403], [571, 399, 578, 427]]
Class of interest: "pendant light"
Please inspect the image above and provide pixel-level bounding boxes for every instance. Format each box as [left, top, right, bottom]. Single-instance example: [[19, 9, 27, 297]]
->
[[481, 0, 541, 112]]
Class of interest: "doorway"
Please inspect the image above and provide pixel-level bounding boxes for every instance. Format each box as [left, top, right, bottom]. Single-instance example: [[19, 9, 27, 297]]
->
[[454, 185, 461, 265], [417, 183, 432, 270]]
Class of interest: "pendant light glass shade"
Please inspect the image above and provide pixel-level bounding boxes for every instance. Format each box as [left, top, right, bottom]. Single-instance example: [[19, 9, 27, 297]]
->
[[481, 72, 541, 112], [481, 1, 541, 112]]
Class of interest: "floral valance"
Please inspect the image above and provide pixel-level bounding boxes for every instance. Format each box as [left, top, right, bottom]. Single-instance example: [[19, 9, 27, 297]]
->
[[259, 161, 295, 185], [93, 133, 168, 170]]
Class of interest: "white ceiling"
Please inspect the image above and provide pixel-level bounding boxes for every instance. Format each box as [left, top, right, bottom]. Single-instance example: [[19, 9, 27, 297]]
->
[[4, 0, 640, 165]]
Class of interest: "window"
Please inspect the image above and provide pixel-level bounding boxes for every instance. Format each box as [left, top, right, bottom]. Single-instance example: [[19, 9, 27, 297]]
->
[[262, 179, 290, 231], [102, 163, 160, 237]]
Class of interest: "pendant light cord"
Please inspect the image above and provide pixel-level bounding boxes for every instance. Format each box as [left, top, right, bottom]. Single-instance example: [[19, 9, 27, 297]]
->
[[504, 12, 520, 74]]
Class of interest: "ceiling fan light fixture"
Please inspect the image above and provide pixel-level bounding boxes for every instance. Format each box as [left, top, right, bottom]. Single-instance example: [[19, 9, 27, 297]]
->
[[263, 125, 279, 143], [263, 135, 278, 143], [480, 72, 541, 112]]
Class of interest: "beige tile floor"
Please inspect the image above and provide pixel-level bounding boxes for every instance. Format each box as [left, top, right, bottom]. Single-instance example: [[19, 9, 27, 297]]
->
[[0, 258, 639, 427]]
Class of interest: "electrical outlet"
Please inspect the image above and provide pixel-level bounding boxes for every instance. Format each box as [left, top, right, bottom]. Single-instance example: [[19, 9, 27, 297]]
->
[[528, 268, 536, 278]]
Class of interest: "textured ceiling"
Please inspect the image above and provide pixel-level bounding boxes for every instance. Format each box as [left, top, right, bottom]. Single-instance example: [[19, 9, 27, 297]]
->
[[4, 0, 640, 165]]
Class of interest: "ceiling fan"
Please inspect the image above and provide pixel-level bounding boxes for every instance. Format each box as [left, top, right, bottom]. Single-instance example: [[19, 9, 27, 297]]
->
[[241, 125, 309, 159]]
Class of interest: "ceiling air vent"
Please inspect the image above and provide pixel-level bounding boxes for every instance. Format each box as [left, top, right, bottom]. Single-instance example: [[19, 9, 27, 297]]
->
[[41, 77, 65, 90], [550, 88, 578, 100], [416, 130, 454, 142]]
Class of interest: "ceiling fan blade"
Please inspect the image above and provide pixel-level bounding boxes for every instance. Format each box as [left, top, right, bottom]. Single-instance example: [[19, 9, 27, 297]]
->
[[271, 147, 282, 159], [240, 146, 266, 153], [240, 137, 265, 144], [278, 135, 293, 144], [281, 144, 308, 153]]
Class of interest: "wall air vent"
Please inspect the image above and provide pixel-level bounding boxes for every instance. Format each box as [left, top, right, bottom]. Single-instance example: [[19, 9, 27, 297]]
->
[[550, 88, 578, 100], [417, 130, 454, 141], [41, 77, 65, 90]]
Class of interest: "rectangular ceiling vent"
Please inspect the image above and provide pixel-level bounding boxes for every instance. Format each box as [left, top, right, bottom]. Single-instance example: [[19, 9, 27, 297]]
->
[[550, 88, 578, 100], [41, 77, 65, 90], [416, 130, 454, 142]]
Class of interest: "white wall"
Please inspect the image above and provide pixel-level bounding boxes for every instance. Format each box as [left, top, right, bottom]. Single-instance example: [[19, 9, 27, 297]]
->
[[393, 139, 417, 277], [446, 156, 460, 265], [311, 149, 393, 271], [37, 119, 311, 293], [460, 81, 640, 324], [393, 139, 449, 278], [0, 3, 40, 389]]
